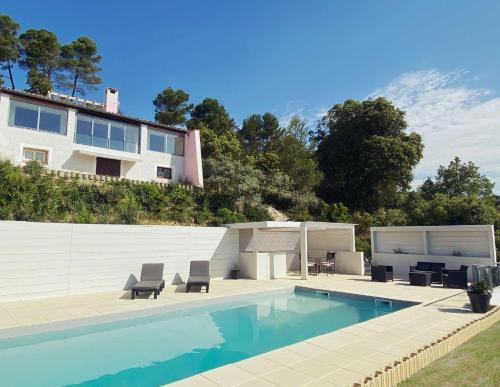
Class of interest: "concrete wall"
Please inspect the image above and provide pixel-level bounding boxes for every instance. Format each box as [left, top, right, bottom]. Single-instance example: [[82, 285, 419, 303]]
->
[[0, 221, 239, 301], [307, 229, 354, 257], [335, 251, 365, 276], [0, 92, 195, 184], [371, 225, 497, 279]]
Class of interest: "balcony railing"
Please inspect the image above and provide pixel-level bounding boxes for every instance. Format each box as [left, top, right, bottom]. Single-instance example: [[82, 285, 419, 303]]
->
[[75, 134, 138, 154]]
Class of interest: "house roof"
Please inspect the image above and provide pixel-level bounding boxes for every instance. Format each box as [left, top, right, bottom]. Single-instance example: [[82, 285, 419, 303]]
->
[[0, 87, 188, 134]]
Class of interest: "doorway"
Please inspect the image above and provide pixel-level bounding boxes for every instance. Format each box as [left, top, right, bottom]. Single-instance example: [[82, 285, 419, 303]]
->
[[96, 157, 121, 177]]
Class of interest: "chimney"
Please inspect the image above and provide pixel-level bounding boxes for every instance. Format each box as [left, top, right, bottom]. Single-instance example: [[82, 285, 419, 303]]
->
[[104, 87, 119, 113]]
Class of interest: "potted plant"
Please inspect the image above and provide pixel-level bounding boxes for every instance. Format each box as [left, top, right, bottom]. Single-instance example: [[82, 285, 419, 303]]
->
[[467, 280, 492, 313], [230, 262, 240, 280]]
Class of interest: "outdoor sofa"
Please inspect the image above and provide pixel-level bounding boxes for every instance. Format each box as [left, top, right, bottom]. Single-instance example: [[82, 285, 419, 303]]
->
[[131, 263, 165, 299], [186, 261, 210, 293], [410, 261, 446, 283]]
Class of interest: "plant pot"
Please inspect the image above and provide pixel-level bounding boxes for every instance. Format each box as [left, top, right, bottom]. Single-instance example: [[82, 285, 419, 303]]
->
[[230, 270, 240, 280], [467, 292, 491, 313]]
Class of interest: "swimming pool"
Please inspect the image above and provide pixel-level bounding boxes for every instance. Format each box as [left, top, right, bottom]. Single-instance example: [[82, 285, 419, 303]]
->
[[0, 287, 414, 386]]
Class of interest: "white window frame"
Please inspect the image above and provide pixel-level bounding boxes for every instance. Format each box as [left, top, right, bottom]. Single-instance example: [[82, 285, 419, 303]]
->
[[147, 127, 185, 157], [19, 143, 52, 165]]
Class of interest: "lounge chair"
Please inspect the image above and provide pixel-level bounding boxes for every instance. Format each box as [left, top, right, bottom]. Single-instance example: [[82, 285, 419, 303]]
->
[[186, 261, 210, 293], [131, 263, 165, 300]]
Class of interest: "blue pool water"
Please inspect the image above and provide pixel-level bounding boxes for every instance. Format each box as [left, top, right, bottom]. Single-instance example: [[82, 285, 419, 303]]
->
[[0, 288, 412, 386]]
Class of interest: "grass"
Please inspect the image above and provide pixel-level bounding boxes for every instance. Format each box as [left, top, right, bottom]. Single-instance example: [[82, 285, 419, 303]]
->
[[399, 320, 500, 387]]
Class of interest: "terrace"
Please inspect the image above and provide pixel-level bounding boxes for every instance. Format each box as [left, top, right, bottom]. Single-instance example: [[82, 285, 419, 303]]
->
[[0, 275, 498, 386], [0, 221, 498, 386]]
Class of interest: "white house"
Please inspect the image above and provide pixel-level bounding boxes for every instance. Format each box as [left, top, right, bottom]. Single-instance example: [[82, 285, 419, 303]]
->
[[0, 87, 203, 187]]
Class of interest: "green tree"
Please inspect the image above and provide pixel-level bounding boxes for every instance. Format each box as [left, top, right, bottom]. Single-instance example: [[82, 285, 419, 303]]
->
[[285, 115, 310, 145], [203, 157, 264, 212], [316, 97, 423, 211], [238, 112, 282, 154], [200, 124, 241, 160], [188, 98, 236, 135], [59, 36, 102, 97], [25, 68, 52, 94], [277, 134, 322, 191], [19, 29, 61, 94], [153, 87, 193, 126], [421, 157, 495, 198], [404, 193, 498, 226], [0, 14, 20, 89], [188, 98, 241, 162]]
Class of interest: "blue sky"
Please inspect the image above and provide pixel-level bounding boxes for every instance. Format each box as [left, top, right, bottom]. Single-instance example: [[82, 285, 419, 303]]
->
[[3, 0, 500, 189]]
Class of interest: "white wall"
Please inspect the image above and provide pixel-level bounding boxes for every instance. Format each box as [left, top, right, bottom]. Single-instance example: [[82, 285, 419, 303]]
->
[[371, 225, 497, 279], [0, 92, 187, 184], [307, 229, 354, 257], [0, 221, 239, 301], [335, 251, 365, 276]]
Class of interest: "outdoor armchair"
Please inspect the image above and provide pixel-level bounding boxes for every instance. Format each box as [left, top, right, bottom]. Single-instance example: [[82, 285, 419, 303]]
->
[[442, 265, 468, 289]]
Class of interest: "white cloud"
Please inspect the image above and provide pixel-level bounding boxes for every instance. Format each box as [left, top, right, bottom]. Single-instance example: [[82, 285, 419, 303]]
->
[[368, 70, 500, 192]]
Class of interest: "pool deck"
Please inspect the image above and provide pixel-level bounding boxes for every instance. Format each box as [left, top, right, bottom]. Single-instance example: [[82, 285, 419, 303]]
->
[[0, 274, 496, 386]]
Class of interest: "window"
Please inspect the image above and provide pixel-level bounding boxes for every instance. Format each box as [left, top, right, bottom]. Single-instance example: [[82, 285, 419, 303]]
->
[[157, 166, 172, 179], [147, 128, 184, 156], [148, 129, 165, 152], [110, 124, 125, 151], [92, 120, 108, 148], [75, 117, 92, 145], [23, 148, 48, 163], [9, 100, 67, 135], [74, 114, 140, 153]]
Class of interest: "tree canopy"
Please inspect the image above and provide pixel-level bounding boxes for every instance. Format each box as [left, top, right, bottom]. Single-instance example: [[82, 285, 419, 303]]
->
[[153, 87, 193, 126], [420, 156, 495, 199], [59, 36, 102, 97], [188, 98, 237, 135], [0, 14, 19, 89], [316, 97, 424, 211], [238, 112, 282, 154], [19, 29, 61, 94]]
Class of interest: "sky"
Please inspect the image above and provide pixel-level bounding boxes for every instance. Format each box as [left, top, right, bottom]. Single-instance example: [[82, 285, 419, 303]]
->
[[3, 0, 500, 191]]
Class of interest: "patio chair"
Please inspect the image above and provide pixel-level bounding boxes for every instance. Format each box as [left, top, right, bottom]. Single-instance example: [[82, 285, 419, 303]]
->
[[319, 251, 336, 276], [307, 256, 319, 275], [131, 263, 165, 299], [442, 265, 468, 289], [186, 261, 210, 293], [371, 265, 394, 282]]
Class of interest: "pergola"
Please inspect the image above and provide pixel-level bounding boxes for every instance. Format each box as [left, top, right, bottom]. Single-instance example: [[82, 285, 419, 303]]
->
[[226, 221, 360, 279]]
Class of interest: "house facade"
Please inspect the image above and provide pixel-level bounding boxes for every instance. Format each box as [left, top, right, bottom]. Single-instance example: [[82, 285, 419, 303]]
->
[[0, 87, 203, 187]]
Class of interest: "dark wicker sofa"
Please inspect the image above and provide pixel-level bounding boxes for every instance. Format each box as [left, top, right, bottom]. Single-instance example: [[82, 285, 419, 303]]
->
[[410, 262, 446, 283]]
